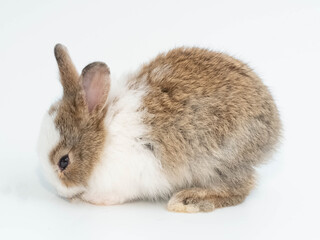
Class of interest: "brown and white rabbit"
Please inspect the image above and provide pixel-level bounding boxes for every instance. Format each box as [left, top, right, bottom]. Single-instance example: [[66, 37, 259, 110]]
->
[[37, 44, 281, 213]]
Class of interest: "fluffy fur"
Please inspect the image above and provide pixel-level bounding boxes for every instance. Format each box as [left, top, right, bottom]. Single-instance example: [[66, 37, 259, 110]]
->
[[38, 111, 86, 198], [81, 77, 172, 204], [37, 44, 281, 212]]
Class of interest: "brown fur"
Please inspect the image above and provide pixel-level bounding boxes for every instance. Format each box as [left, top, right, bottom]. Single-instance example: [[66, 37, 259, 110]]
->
[[49, 44, 110, 188], [133, 47, 281, 212], [167, 188, 248, 212], [49, 45, 281, 212]]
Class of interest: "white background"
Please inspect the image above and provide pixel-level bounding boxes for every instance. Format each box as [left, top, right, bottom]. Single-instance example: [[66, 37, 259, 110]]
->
[[0, 0, 319, 239]]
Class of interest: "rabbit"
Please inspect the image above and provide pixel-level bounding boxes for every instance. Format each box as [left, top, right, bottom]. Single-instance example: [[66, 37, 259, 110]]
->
[[37, 43, 281, 213]]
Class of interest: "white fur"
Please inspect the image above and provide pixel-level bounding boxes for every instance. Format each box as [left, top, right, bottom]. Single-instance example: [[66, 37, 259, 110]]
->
[[81, 74, 172, 205], [37, 111, 85, 198], [38, 73, 173, 204]]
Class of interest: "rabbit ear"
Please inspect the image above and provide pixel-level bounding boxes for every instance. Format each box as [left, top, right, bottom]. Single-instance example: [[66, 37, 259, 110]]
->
[[80, 62, 110, 113], [54, 44, 80, 95]]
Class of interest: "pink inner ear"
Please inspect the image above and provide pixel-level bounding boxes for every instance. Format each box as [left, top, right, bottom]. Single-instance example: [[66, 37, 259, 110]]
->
[[81, 65, 110, 113]]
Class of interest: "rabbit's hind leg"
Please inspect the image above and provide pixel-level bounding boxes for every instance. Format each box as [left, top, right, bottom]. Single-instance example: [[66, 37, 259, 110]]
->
[[167, 188, 248, 213]]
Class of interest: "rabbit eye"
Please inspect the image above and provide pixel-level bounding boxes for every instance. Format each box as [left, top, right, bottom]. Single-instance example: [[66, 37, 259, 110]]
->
[[58, 155, 69, 171]]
